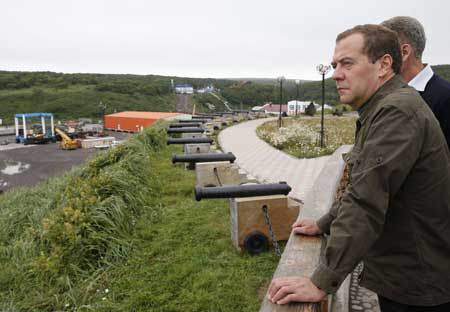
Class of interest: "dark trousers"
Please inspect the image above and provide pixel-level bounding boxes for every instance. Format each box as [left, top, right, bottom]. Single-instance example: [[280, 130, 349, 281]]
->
[[378, 296, 450, 312]]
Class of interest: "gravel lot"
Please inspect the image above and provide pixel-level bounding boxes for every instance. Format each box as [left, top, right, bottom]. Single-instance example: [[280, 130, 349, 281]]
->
[[0, 131, 133, 193]]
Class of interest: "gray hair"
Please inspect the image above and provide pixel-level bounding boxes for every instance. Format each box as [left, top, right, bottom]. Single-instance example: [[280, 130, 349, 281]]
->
[[381, 16, 426, 60]]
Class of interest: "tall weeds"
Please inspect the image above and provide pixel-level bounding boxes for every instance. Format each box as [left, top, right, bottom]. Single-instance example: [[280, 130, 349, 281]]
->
[[0, 125, 166, 310]]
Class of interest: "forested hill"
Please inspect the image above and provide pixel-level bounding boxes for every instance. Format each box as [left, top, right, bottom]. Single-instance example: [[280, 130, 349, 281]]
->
[[1, 64, 449, 123], [0, 71, 236, 123], [432, 64, 450, 81]]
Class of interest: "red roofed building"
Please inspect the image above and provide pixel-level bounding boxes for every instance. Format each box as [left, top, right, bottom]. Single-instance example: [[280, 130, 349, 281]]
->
[[104, 111, 183, 132], [261, 103, 288, 115]]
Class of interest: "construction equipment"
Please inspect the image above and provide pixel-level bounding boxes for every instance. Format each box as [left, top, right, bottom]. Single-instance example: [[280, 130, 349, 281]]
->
[[55, 128, 79, 150], [15, 113, 56, 144]]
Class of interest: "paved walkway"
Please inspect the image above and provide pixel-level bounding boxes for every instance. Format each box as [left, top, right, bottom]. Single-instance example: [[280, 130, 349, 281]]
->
[[218, 117, 330, 202], [218, 117, 380, 312]]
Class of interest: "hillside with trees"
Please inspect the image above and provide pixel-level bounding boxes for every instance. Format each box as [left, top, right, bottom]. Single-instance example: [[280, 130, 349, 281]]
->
[[1, 64, 449, 123]]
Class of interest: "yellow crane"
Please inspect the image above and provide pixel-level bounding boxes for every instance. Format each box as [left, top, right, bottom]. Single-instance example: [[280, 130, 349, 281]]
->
[[55, 128, 79, 150]]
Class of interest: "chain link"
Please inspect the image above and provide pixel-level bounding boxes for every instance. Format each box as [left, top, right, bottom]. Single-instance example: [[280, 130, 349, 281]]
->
[[262, 205, 282, 257], [213, 167, 222, 186]]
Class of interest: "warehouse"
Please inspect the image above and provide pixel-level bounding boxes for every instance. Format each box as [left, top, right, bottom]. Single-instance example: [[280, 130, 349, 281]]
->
[[104, 111, 184, 132]]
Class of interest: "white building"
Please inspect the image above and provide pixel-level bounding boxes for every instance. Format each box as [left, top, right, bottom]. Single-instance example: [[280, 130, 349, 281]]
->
[[175, 84, 194, 94], [196, 85, 215, 94], [287, 100, 313, 115], [287, 100, 333, 114], [315, 103, 333, 111]]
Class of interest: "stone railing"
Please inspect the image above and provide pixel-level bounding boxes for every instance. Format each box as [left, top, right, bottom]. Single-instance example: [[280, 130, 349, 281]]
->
[[259, 145, 352, 312]]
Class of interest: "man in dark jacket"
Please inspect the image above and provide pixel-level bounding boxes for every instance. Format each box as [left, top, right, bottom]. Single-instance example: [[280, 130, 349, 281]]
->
[[382, 16, 450, 149], [268, 24, 450, 311]]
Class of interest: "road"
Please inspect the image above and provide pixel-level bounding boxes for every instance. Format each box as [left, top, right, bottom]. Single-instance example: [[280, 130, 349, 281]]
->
[[176, 94, 192, 113]]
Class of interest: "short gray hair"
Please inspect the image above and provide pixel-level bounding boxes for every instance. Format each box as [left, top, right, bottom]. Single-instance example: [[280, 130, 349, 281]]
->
[[381, 16, 426, 60]]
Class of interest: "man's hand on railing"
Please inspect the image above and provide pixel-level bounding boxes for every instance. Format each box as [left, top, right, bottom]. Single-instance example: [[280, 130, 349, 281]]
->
[[267, 276, 327, 304], [292, 218, 323, 236]]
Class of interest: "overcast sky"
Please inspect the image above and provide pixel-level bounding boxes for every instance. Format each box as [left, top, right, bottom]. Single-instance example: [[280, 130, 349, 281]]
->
[[1, 0, 448, 81]]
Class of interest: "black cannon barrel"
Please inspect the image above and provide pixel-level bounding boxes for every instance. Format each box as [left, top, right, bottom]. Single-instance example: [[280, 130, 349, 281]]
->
[[195, 113, 222, 117], [192, 117, 213, 123], [167, 137, 213, 145], [178, 119, 207, 123], [191, 116, 211, 120], [194, 182, 291, 201], [166, 127, 205, 134], [169, 123, 202, 128], [172, 152, 236, 164], [194, 116, 216, 120]]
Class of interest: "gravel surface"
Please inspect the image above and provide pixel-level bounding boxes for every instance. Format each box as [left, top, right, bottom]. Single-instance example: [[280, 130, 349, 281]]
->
[[0, 142, 99, 192]]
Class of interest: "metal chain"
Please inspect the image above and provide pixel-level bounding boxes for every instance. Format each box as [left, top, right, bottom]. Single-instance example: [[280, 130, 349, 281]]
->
[[213, 167, 223, 186], [262, 205, 282, 257]]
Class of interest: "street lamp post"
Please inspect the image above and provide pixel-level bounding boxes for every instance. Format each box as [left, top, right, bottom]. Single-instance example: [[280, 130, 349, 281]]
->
[[316, 64, 331, 147], [295, 79, 300, 117], [277, 76, 285, 128]]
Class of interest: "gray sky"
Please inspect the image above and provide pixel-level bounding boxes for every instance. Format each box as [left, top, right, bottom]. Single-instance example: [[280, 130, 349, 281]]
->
[[1, 0, 448, 80]]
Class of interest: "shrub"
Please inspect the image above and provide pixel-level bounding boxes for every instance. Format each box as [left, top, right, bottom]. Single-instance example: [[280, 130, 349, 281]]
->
[[305, 102, 316, 116]]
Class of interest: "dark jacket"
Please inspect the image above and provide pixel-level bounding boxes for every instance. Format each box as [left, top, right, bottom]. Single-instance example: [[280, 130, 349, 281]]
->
[[420, 73, 450, 149], [311, 75, 450, 306]]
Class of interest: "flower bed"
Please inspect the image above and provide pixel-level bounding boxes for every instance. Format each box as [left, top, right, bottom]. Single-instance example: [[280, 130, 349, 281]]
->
[[257, 116, 356, 158]]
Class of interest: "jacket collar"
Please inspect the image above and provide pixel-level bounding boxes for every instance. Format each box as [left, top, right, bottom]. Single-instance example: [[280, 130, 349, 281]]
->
[[357, 75, 407, 127], [408, 64, 434, 92]]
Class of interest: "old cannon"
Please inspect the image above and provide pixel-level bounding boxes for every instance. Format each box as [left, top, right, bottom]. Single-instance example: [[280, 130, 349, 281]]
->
[[195, 182, 300, 255], [178, 119, 207, 124], [167, 137, 213, 145], [166, 127, 205, 134], [168, 122, 203, 128], [194, 183, 291, 201], [172, 152, 236, 165], [190, 118, 211, 122]]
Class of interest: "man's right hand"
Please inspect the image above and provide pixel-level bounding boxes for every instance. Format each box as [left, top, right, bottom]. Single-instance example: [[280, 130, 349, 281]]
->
[[292, 218, 322, 236]]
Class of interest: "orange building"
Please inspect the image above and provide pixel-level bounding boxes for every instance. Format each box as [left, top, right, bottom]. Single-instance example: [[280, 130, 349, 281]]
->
[[104, 111, 183, 132]]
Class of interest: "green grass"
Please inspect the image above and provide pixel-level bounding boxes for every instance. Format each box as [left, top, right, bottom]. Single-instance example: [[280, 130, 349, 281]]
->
[[0, 122, 279, 311], [257, 116, 356, 158], [92, 146, 279, 312]]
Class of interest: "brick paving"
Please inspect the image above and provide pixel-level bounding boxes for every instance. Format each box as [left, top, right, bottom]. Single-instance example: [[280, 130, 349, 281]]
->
[[218, 117, 330, 202]]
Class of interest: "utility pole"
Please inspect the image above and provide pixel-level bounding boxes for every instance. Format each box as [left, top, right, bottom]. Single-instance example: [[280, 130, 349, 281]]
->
[[277, 76, 285, 128], [295, 79, 300, 116], [316, 64, 331, 147]]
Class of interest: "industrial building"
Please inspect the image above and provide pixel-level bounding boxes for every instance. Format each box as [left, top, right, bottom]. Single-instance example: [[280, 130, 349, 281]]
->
[[104, 111, 184, 132]]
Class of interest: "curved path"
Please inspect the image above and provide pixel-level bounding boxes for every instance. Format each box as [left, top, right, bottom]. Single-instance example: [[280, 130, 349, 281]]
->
[[218, 117, 330, 202]]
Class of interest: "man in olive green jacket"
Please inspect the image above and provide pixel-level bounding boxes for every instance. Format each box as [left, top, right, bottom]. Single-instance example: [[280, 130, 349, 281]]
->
[[268, 24, 450, 311]]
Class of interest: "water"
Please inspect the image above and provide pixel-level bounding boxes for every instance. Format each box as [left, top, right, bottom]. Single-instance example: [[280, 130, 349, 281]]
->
[[1, 160, 31, 175]]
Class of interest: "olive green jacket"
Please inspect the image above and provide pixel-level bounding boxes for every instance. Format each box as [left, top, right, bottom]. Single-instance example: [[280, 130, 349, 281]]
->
[[311, 75, 450, 306]]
